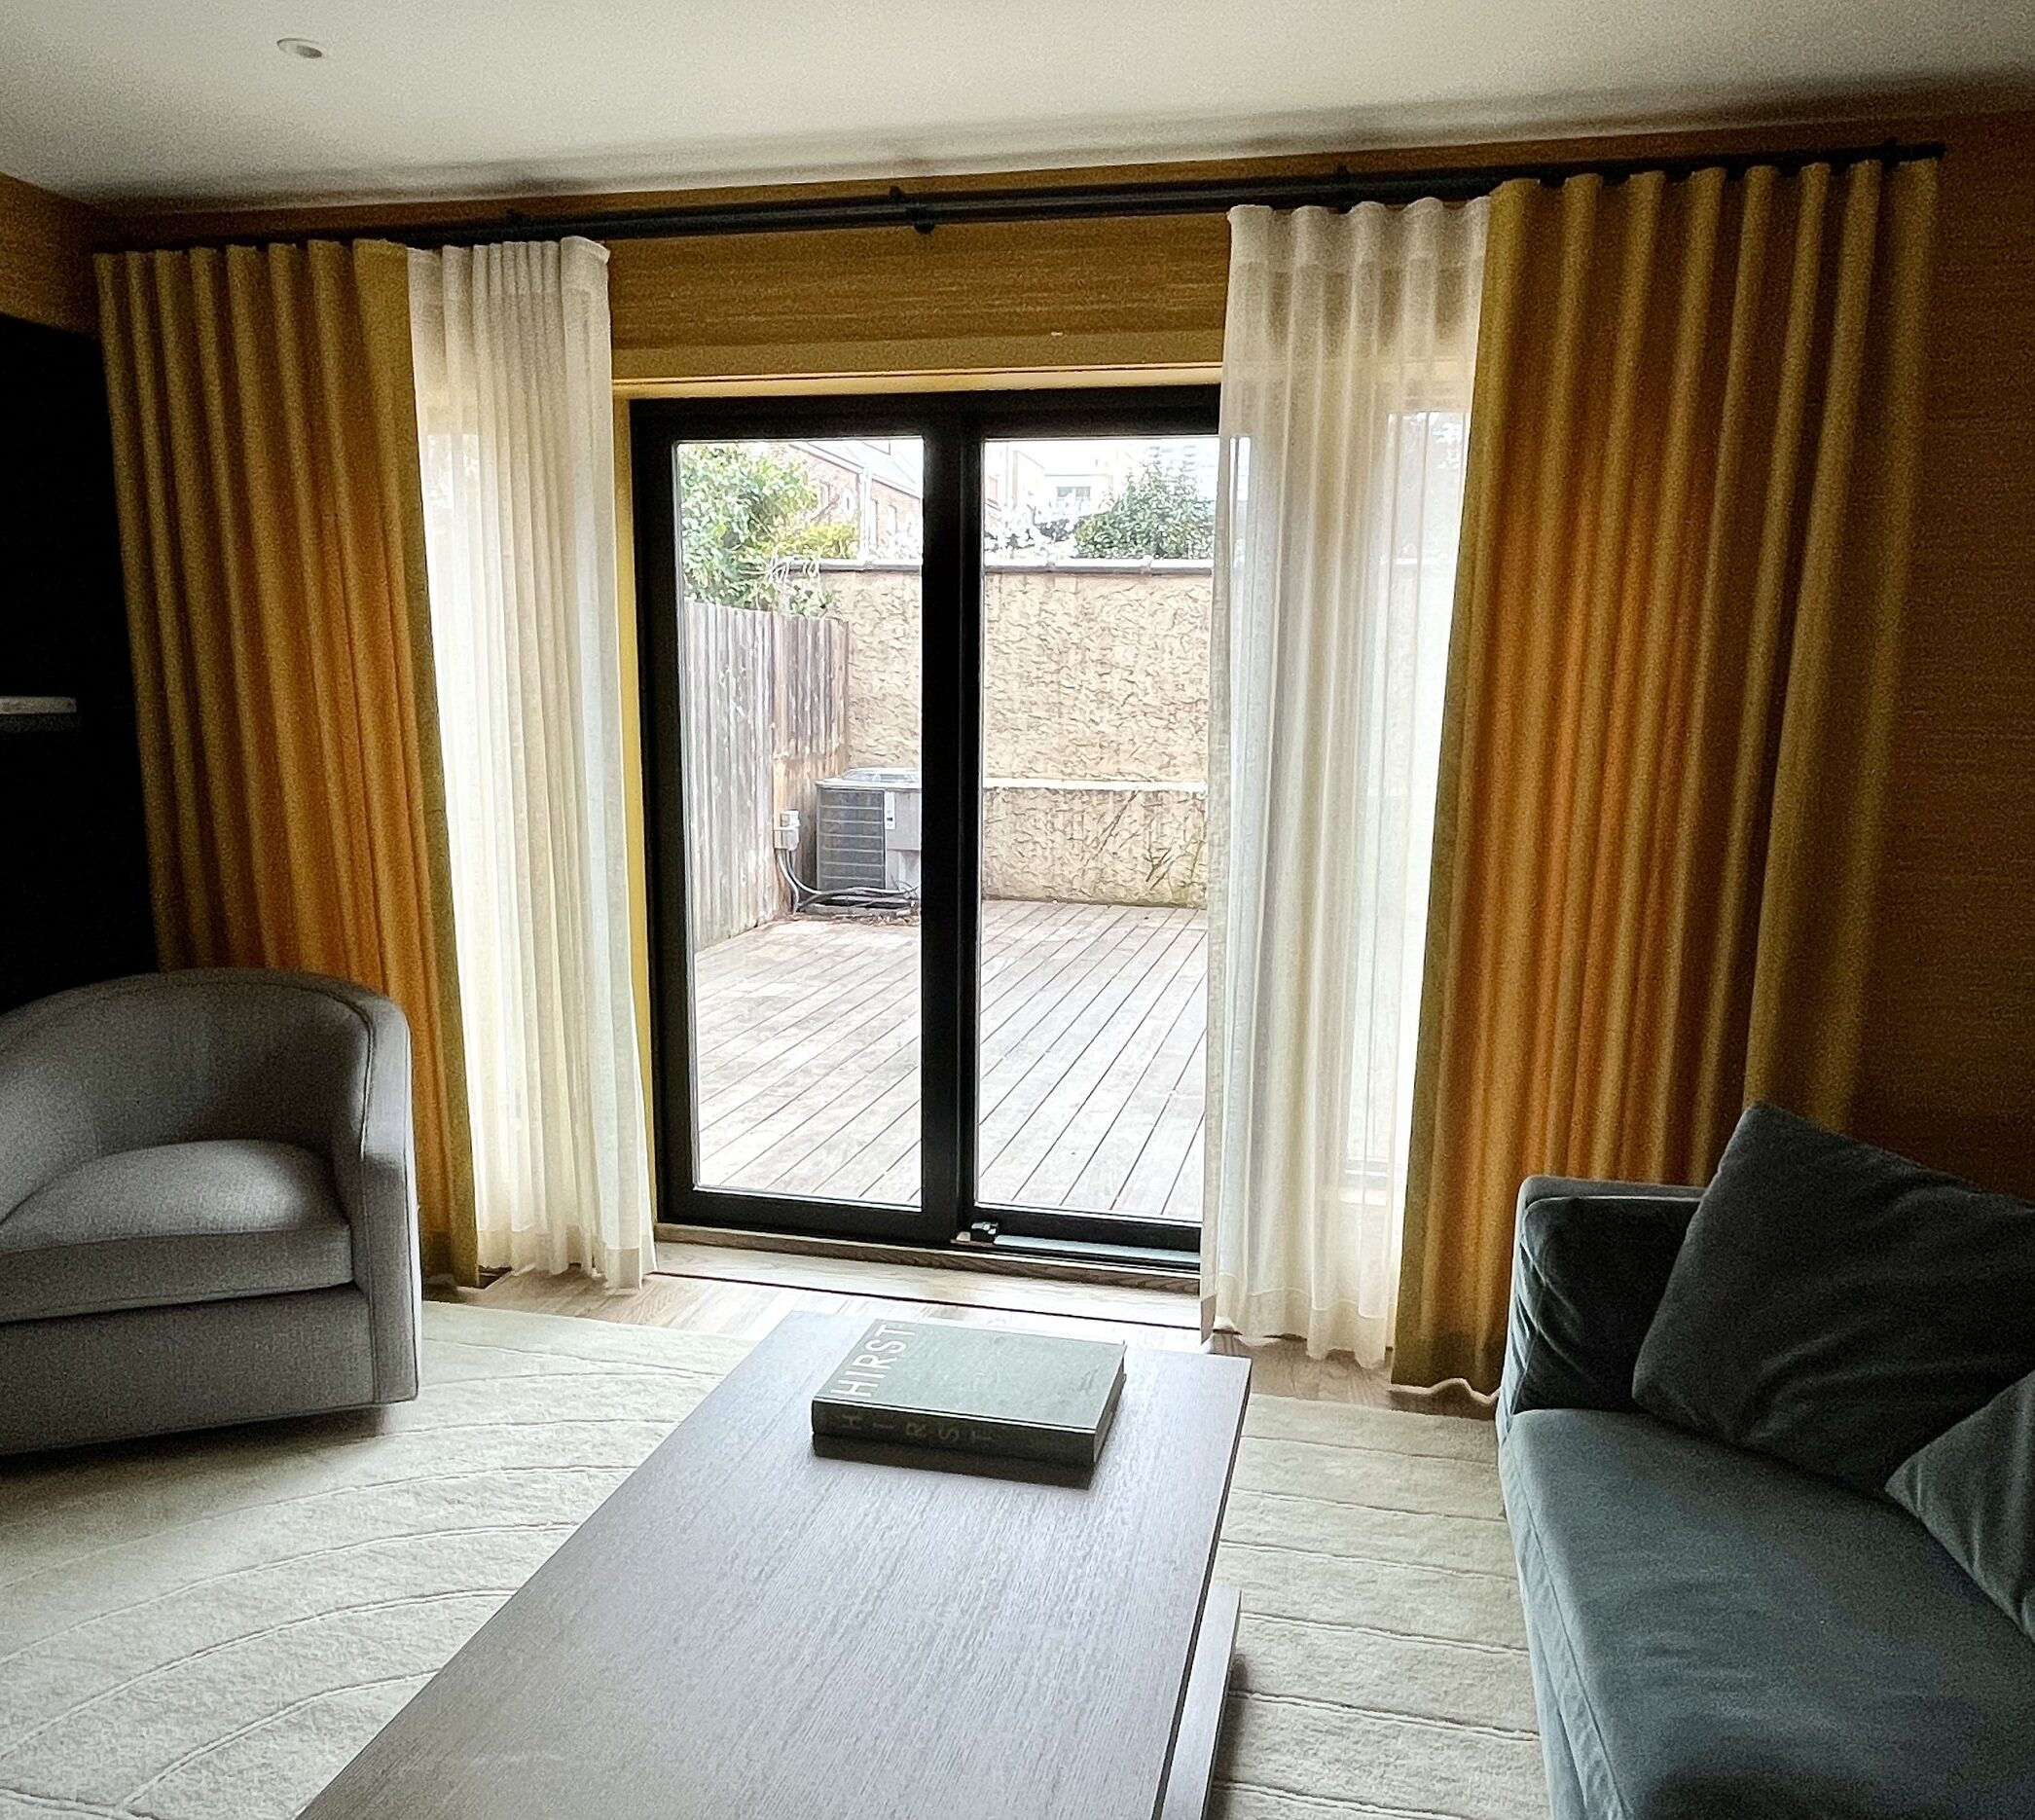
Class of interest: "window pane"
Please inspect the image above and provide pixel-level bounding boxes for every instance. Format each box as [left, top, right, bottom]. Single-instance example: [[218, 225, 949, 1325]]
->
[[976, 437, 1217, 1224], [675, 437, 923, 1206]]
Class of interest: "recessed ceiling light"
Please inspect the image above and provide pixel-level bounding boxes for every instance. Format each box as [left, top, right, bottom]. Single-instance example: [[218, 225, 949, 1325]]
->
[[276, 37, 326, 59]]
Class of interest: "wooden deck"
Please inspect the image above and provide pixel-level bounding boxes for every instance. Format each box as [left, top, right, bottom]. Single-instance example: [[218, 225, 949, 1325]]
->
[[693, 899, 1206, 1221]]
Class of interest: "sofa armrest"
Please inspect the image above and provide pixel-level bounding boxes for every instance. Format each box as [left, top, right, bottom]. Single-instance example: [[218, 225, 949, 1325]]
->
[[1497, 1177, 1703, 1439]]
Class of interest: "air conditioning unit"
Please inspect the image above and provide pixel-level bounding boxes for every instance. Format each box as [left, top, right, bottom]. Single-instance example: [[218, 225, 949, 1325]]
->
[[814, 767, 922, 895]]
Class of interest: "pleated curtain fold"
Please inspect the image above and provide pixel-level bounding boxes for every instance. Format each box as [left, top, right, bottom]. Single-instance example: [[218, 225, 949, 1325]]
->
[[408, 238, 656, 1290], [1207, 200, 1488, 1363], [95, 240, 478, 1283], [1394, 158, 1940, 1392]]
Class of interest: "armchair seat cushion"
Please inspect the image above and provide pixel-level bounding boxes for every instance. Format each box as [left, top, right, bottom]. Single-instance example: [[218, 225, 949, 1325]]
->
[[0, 1140, 352, 1324]]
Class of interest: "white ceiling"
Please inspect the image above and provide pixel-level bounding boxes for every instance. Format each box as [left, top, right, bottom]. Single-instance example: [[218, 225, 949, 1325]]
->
[[2, 0, 2030, 210]]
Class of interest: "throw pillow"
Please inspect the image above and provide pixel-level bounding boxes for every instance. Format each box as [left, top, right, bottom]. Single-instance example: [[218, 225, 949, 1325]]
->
[[1887, 1369, 2035, 1644], [1631, 1102, 2035, 1492]]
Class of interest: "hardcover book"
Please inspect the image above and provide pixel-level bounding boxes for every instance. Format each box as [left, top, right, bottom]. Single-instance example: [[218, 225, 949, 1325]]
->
[[811, 1318, 1127, 1466]]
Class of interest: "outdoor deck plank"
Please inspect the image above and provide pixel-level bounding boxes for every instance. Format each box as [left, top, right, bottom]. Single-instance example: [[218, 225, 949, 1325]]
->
[[977, 921, 1205, 1205], [1064, 962, 1208, 1212], [693, 899, 1205, 1222], [1163, 1127, 1206, 1219], [1008, 926, 1207, 1208], [976, 912, 1184, 1140], [1117, 1050, 1207, 1218]]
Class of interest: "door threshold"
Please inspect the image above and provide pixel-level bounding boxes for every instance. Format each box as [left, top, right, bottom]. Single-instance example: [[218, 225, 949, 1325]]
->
[[656, 1221, 1197, 1294]]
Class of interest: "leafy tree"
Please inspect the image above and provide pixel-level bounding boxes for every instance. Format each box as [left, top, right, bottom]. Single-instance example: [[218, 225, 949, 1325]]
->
[[1072, 456, 1215, 560], [677, 444, 856, 613]]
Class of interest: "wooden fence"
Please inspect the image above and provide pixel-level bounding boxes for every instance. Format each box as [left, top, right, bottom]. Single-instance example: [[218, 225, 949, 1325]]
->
[[682, 601, 850, 948]]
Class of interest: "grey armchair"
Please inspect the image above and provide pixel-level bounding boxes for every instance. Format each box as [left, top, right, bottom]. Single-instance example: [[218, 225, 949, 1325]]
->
[[0, 969, 421, 1454]]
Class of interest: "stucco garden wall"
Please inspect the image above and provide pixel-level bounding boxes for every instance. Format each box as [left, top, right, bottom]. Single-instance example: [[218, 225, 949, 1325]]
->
[[820, 564, 923, 772], [980, 781, 1206, 904], [816, 561, 1211, 906]]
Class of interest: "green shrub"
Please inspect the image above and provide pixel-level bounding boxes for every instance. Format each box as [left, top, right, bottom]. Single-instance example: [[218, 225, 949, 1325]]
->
[[678, 445, 856, 613]]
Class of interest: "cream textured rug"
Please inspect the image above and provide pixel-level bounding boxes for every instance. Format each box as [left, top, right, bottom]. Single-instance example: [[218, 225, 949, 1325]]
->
[[0, 1304, 1542, 1820]]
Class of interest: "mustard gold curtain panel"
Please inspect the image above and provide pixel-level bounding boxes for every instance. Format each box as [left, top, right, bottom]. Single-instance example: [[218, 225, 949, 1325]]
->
[[1395, 158, 1940, 1392], [96, 240, 478, 1284]]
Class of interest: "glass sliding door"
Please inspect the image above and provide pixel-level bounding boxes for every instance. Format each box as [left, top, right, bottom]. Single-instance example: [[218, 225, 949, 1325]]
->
[[635, 413, 942, 1243], [974, 435, 1217, 1254], [633, 391, 1216, 1258]]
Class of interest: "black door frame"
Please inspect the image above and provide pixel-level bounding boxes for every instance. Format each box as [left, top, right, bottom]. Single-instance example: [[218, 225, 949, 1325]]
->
[[631, 386, 1219, 1265]]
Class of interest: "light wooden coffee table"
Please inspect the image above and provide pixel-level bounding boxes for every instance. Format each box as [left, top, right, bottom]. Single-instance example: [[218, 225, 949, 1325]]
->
[[304, 1311, 1252, 1820]]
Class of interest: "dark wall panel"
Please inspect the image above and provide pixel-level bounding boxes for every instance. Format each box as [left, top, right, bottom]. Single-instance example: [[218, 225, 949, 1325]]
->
[[0, 309, 154, 1012]]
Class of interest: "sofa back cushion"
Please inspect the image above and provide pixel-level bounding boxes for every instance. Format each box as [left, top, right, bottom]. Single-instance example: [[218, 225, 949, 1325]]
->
[[1632, 1103, 2035, 1492], [1888, 1368, 2035, 1645]]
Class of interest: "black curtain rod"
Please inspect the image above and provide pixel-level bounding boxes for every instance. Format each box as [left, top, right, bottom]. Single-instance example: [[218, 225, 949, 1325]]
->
[[189, 139, 1944, 249], [408, 139, 1943, 246]]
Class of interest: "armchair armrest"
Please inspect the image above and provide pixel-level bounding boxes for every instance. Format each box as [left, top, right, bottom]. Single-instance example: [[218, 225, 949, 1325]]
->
[[0, 1040, 98, 1220], [324, 983, 422, 1403], [1497, 1176, 1703, 1439]]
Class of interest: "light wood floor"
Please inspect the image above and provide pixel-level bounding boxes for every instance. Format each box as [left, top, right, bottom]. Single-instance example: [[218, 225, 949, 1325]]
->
[[450, 1241, 1490, 1414], [694, 900, 1206, 1220]]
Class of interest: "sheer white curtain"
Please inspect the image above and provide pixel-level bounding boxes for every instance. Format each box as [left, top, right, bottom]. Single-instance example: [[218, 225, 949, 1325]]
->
[[1206, 200, 1487, 1362], [409, 237, 655, 1288]]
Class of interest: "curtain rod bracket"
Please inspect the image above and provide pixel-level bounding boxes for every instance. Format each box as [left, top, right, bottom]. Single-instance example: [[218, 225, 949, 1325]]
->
[[889, 185, 936, 236]]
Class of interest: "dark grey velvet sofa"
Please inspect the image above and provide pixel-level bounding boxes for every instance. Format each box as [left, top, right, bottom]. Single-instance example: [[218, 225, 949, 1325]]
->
[[1499, 1176, 2035, 1820], [0, 970, 421, 1455]]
